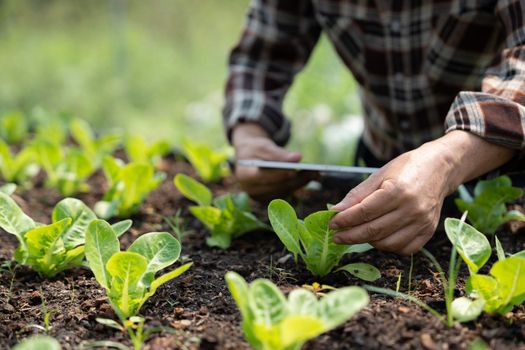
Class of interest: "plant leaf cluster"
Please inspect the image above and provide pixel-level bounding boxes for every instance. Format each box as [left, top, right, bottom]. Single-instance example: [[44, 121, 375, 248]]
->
[[95, 156, 166, 218], [445, 216, 525, 316], [174, 173, 269, 249], [125, 133, 171, 166], [0, 193, 131, 277], [268, 199, 380, 279], [456, 176, 525, 235], [181, 139, 232, 183], [85, 219, 192, 320], [225, 271, 369, 350]]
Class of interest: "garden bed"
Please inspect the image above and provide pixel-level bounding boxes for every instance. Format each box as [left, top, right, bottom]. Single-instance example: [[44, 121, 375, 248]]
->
[[1, 157, 524, 350]]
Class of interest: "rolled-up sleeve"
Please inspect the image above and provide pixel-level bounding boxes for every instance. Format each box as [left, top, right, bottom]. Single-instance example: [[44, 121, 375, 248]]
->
[[445, 0, 525, 169], [222, 0, 321, 146]]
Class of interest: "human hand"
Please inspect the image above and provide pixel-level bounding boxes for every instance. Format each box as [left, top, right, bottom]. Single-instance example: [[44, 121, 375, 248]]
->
[[232, 123, 315, 201], [328, 141, 457, 255]]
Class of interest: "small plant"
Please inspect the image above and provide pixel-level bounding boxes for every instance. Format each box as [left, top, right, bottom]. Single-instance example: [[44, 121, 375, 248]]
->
[[70, 118, 121, 167], [456, 176, 525, 235], [446, 215, 525, 315], [124, 133, 170, 166], [181, 139, 231, 182], [95, 156, 166, 218], [0, 111, 28, 144], [174, 173, 269, 249], [94, 316, 168, 350], [0, 139, 38, 185], [85, 219, 192, 320], [12, 335, 61, 350], [0, 193, 131, 277], [267, 199, 380, 280], [225, 271, 369, 350]]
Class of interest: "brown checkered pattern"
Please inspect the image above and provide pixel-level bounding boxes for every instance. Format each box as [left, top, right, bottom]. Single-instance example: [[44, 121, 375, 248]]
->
[[223, 0, 525, 166]]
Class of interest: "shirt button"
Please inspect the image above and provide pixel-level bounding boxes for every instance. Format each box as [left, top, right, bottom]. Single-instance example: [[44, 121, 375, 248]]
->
[[390, 20, 401, 33]]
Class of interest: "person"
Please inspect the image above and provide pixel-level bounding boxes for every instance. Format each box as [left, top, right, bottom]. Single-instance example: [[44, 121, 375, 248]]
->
[[222, 0, 525, 255]]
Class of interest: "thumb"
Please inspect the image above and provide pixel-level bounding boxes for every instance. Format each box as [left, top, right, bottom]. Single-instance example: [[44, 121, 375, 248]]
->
[[331, 172, 383, 211]]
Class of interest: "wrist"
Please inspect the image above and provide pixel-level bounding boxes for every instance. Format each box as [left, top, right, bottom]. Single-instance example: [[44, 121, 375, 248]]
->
[[232, 123, 270, 146]]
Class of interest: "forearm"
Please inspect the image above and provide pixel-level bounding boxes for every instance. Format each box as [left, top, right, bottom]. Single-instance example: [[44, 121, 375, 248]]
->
[[430, 130, 516, 195]]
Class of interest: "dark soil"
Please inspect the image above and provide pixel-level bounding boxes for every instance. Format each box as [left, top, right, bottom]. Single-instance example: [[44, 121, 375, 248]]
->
[[1, 157, 524, 350]]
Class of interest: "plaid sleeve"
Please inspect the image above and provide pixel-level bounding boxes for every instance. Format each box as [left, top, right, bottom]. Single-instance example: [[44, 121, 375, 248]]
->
[[222, 0, 321, 146], [445, 1, 525, 169]]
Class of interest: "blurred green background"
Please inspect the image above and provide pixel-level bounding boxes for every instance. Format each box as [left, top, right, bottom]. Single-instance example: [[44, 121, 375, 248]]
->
[[0, 0, 361, 164]]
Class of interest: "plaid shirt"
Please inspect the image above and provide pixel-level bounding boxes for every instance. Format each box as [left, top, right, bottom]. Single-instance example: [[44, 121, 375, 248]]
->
[[223, 0, 525, 167]]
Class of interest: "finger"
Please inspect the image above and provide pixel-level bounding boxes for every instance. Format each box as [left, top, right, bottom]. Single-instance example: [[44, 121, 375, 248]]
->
[[256, 142, 302, 162], [371, 225, 432, 255], [331, 170, 385, 212], [332, 208, 409, 244], [237, 167, 297, 186], [330, 180, 399, 229]]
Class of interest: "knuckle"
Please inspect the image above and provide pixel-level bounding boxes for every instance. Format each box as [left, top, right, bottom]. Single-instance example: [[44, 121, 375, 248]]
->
[[365, 223, 381, 240], [358, 203, 373, 222]]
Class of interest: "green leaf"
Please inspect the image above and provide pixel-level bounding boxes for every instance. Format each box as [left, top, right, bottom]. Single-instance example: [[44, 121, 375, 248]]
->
[[0, 183, 17, 195], [128, 232, 181, 275], [112, 219, 132, 237], [189, 206, 222, 230], [52, 198, 96, 249], [249, 279, 288, 326], [316, 286, 369, 330], [494, 236, 506, 261], [0, 192, 35, 247], [345, 243, 374, 254], [12, 335, 61, 350], [174, 174, 212, 206], [0, 111, 28, 144], [287, 289, 318, 316], [303, 210, 345, 276], [490, 256, 525, 311], [466, 274, 500, 313], [25, 218, 71, 259], [268, 199, 303, 258], [338, 262, 381, 282], [474, 176, 512, 197], [181, 140, 231, 182], [280, 315, 324, 348], [451, 297, 484, 323], [85, 220, 120, 289], [107, 251, 148, 319], [144, 262, 192, 301], [445, 217, 491, 273]]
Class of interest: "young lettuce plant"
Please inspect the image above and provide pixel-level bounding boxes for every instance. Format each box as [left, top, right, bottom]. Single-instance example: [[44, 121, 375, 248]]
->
[[69, 118, 121, 167], [174, 173, 269, 249], [95, 156, 166, 218], [445, 215, 525, 315], [0, 111, 28, 144], [267, 199, 380, 280], [181, 139, 232, 182], [0, 139, 39, 185], [30, 139, 95, 196], [124, 133, 170, 166], [456, 176, 525, 235], [0, 193, 131, 277], [85, 219, 192, 320], [225, 271, 369, 350]]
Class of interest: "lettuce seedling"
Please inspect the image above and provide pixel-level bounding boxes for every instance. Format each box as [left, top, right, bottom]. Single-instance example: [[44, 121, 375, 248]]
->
[[124, 133, 170, 167], [268, 199, 380, 280], [181, 139, 232, 182], [456, 176, 525, 235], [0, 139, 38, 185], [95, 156, 166, 218], [225, 271, 369, 350], [30, 139, 95, 196], [0, 193, 131, 277], [70, 118, 121, 167], [85, 219, 192, 320], [445, 214, 525, 316], [174, 173, 269, 249], [0, 111, 28, 144], [12, 335, 61, 350]]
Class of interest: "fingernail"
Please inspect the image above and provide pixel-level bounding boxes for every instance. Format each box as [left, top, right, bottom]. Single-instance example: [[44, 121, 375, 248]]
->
[[331, 203, 343, 211]]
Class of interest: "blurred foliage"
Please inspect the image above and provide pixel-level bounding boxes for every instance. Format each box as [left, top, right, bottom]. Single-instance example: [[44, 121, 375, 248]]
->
[[0, 0, 360, 163]]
